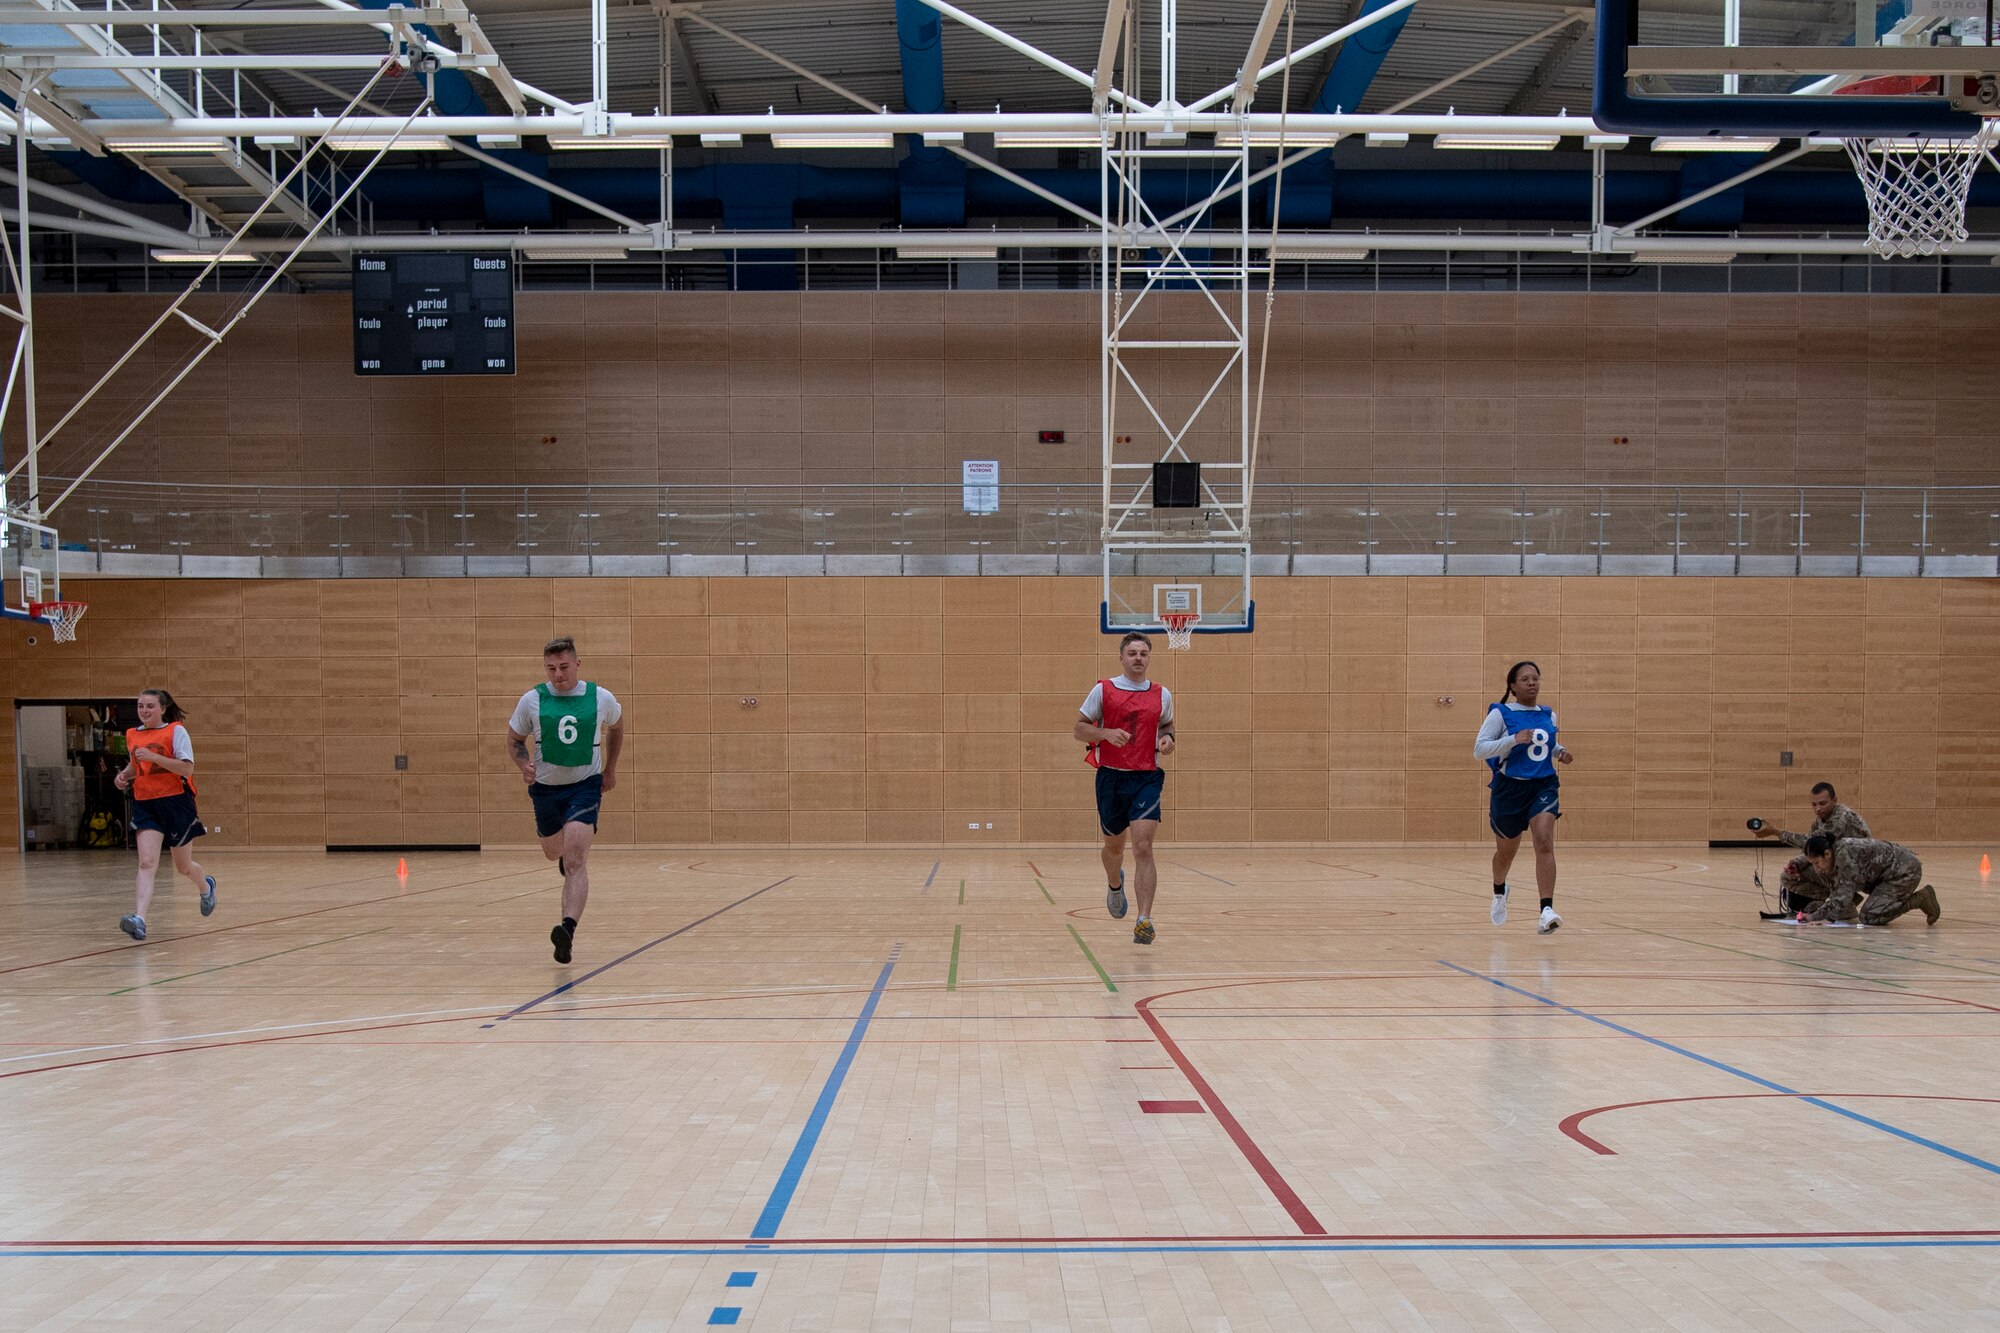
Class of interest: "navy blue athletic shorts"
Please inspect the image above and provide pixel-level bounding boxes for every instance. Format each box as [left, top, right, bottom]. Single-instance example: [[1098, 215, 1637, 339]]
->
[[1096, 768, 1165, 837], [530, 774, 603, 838], [131, 792, 207, 846], [1489, 774, 1561, 840]]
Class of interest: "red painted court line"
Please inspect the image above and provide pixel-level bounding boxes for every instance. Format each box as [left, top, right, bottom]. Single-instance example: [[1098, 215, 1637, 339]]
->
[[1104, 1038, 1155, 1043], [0, 867, 539, 977], [1561, 1092, 2000, 1156], [1139, 1100, 1205, 1114], [13, 1228, 1996, 1248], [1026, 860, 1045, 879], [1134, 980, 1329, 1236]]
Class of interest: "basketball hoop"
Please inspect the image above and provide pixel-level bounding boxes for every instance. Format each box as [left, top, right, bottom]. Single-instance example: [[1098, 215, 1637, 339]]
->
[[1843, 124, 1996, 259], [28, 600, 87, 643], [1160, 611, 1200, 651]]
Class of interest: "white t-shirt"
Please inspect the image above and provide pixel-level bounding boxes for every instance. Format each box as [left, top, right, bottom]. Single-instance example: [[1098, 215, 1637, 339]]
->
[[168, 723, 194, 762], [509, 683, 623, 785], [1078, 675, 1174, 726]]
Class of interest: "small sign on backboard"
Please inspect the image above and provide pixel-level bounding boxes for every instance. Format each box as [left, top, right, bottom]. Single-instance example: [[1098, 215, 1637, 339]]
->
[[962, 459, 999, 514]]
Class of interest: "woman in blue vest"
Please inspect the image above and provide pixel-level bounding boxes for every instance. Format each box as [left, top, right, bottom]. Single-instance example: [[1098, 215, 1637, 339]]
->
[[1473, 661, 1573, 934]]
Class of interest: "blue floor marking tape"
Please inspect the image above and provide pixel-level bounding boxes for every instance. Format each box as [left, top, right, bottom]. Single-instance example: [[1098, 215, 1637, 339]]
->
[[750, 945, 902, 1239], [1438, 960, 2000, 1177]]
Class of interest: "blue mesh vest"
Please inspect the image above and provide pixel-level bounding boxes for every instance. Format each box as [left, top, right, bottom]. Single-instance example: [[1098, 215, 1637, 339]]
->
[[1487, 702, 1557, 781]]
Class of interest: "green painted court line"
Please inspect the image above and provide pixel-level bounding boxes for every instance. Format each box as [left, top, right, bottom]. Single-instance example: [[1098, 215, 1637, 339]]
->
[[958, 879, 965, 906], [111, 926, 393, 995], [1750, 927, 2000, 978], [947, 924, 961, 992], [1036, 878, 1055, 906], [1622, 926, 1909, 989], [1066, 924, 1118, 993]]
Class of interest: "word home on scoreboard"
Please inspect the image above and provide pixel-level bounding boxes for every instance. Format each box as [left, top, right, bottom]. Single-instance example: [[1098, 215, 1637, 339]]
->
[[353, 252, 515, 376]]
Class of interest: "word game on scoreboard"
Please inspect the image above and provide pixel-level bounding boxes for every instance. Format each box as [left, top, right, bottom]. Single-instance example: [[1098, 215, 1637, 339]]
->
[[352, 252, 515, 376]]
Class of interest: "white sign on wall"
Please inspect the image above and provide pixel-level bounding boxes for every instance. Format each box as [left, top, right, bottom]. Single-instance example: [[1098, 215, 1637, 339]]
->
[[962, 459, 999, 514]]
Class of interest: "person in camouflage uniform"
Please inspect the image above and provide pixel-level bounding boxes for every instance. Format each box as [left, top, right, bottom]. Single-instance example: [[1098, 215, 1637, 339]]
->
[[1753, 782, 1870, 913], [1801, 835, 1941, 927]]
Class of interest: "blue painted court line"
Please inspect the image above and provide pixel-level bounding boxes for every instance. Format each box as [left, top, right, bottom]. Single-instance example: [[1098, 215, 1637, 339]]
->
[[488, 877, 793, 1025], [708, 1309, 741, 1326], [1439, 960, 2000, 1178], [923, 860, 939, 888], [9, 1241, 2000, 1258], [750, 946, 901, 1239], [726, 1271, 757, 1287]]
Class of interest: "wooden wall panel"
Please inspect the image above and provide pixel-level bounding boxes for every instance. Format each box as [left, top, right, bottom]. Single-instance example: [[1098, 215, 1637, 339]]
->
[[5, 575, 1994, 850]]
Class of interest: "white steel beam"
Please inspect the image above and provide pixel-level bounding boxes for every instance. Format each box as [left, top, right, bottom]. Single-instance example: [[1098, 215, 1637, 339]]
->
[[911, 0, 1150, 111], [1092, 0, 1128, 114], [0, 53, 498, 70], [1232, 0, 1295, 111], [1185, 0, 1420, 114], [0, 6, 471, 24]]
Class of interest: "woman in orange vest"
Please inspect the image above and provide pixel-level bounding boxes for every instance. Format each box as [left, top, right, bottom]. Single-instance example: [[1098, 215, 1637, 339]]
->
[[112, 688, 215, 941]]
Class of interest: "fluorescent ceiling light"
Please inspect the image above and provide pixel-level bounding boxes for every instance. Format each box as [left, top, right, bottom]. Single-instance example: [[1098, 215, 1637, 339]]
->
[[151, 249, 259, 263], [1433, 134, 1560, 151], [1213, 129, 1342, 148], [700, 132, 743, 148], [325, 134, 454, 151], [994, 132, 1101, 149], [918, 130, 964, 145], [1364, 131, 1409, 148], [1629, 250, 1738, 264], [896, 245, 999, 260], [1650, 135, 1779, 152], [253, 134, 299, 149], [1585, 133, 1632, 148], [520, 243, 633, 260], [476, 134, 522, 149], [108, 138, 229, 153], [547, 134, 677, 149], [1148, 131, 1188, 147], [1270, 245, 1370, 261], [769, 133, 895, 149]]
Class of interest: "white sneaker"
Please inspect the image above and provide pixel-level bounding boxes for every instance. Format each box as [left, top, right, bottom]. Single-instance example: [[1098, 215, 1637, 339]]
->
[[1490, 885, 1509, 925], [1537, 905, 1562, 935]]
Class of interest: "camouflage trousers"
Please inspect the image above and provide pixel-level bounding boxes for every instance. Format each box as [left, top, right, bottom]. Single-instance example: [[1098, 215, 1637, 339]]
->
[[1856, 868, 1929, 927]]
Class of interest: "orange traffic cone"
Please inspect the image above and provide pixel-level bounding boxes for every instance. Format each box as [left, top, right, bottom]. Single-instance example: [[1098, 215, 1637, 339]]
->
[[396, 857, 409, 879]]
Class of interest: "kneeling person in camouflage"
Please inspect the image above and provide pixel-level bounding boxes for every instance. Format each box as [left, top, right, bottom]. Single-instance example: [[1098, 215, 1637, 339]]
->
[[1753, 781, 1869, 914], [1801, 834, 1941, 927]]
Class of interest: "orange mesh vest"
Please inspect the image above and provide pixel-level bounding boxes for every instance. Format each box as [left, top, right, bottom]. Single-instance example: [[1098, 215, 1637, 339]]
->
[[1088, 680, 1162, 772], [126, 724, 195, 800]]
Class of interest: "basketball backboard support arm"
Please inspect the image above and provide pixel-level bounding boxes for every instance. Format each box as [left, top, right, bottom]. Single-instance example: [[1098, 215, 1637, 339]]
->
[[1593, 0, 1985, 137]]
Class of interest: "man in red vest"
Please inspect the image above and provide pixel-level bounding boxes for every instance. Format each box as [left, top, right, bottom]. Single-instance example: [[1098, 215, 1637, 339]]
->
[[1074, 632, 1176, 944]]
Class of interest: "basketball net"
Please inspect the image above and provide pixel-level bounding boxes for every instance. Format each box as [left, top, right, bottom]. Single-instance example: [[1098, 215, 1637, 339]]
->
[[28, 600, 87, 643], [1161, 611, 1199, 650], [1843, 124, 1996, 259]]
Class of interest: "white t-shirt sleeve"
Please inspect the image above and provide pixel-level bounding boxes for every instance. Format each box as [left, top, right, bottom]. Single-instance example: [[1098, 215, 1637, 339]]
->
[[508, 690, 538, 738], [1159, 686, 1174, 726], [598, 688, 622, 728], [1079, 683, 1106, 722], [1473, 706, 1515, 761], [171, 724, 195, 762]]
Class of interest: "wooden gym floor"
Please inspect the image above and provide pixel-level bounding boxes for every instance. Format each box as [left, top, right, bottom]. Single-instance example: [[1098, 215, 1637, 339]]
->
[[2, 846, 1996, 1331]]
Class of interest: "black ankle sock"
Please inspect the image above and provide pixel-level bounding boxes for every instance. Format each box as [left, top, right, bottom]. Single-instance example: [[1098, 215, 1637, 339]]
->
[[1493, 883, 1507, 895], [1540, 898, 1554, 911], [561, 916, 577, 933]]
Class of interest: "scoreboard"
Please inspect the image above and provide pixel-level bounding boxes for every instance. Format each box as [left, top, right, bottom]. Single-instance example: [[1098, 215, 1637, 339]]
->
[[352, 252, 515, 376]]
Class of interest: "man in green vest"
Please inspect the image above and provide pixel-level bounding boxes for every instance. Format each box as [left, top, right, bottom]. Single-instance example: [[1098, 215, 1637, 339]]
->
[[507, 636, 624, 963]]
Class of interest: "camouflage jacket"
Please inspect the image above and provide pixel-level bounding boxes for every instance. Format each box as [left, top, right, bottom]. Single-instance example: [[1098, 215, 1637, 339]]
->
[[1816, 837, 1922, 918], [1779, 803, 1870, 850]]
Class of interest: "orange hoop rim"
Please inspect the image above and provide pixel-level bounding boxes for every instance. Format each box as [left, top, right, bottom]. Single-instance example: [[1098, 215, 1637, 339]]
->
[[1160, 610, 1199, 649], [27, 600, 88, 642]]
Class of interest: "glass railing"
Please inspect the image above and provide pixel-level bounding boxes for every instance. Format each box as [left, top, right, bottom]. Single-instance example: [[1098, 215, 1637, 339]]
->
[[24, 481, 2000, 574]]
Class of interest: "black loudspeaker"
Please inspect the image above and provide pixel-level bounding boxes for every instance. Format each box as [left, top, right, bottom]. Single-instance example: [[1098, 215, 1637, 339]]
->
[[1152, 461, 1200, 508]]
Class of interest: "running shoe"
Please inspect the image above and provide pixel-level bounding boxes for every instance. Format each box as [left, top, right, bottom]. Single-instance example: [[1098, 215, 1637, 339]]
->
[[119, 914, 146, 941], [1537, 905, 1562, 935], [1490, 884, 1509, 926], [199, 876, 217, 916], [1133, 917, 1156, 945], [550, 920, 574, 964], [1107, 869, 1127, 919]]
